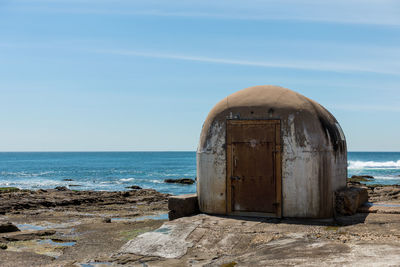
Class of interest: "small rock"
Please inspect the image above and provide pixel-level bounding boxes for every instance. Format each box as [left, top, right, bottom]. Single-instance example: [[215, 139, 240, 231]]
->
[[348, 175, 374, 183], [68, 185, 81, 187], [164, 178, 195, 185], [103, 218, 112, 223], [62, 179, 74, 181], [55, 186, 68, 191], [125, 185, 142, 190], [0, 243, 7, 250], [0, 222, 20, 233]]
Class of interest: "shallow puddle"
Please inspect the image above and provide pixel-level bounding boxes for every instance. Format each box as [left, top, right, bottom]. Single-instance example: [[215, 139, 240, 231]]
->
[[16, 221, 80, 231], [38, 239, 76, 247], [365, 202, 400, 208], [80, 262, 112, 267], [111, 213, 168, 222], [154, 226, 171, 234], [17, 224, 47, 231]]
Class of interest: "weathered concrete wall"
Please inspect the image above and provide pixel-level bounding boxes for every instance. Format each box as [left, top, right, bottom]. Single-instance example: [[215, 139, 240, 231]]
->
[[197, 85, 347, 218], [197, 121, 227, 214]]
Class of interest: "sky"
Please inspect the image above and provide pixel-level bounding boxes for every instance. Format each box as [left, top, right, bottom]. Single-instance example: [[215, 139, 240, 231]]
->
[[0, 0, 399, 152]]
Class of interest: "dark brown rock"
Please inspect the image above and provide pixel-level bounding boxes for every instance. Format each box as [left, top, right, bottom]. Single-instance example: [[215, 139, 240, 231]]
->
[[348, 175, 374, 183], [126, 185, 142, 190], [352, 175, 374, 179], [335, 187, 368, 215], [164, 178, 195, 185], [0, 222, 20, 233], [55, 186, 68, 191]]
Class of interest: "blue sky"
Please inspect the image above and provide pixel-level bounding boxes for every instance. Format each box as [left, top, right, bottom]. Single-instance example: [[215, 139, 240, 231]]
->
[[0, 0, 399, 151]]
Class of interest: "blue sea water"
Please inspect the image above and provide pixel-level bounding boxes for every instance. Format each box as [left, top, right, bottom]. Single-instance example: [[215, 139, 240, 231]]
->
[[0, 152, 399, 195], [0, 152, 196, 195], [347, 152, 400, 185]]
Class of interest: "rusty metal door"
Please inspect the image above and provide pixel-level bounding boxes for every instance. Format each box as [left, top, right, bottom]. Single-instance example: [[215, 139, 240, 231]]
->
[[227, 120, 281, 217]]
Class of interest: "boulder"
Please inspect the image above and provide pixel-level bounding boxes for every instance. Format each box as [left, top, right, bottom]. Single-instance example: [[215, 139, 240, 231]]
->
[[62, 179, 74, 181], [168, 194, 199, 220], [335, 187, 368, 215], [164, 178, 195, 185], [0, 222, 20, 233]]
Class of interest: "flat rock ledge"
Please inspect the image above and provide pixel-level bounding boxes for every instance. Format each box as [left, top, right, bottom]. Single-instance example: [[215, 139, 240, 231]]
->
[[0, 188, 169, 214]]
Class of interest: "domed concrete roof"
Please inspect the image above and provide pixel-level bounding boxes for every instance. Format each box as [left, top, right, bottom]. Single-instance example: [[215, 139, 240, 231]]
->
[[199, 85, 345, 153]]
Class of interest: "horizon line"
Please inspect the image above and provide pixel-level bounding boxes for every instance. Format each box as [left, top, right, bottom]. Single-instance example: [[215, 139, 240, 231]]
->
[[0, 150, 399, 153]]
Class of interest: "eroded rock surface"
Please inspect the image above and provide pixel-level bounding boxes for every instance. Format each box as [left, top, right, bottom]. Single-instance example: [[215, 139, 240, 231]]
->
[[0, 188, 168, 214], [0, 188, 169, 266], [1, 185, 400, 266]]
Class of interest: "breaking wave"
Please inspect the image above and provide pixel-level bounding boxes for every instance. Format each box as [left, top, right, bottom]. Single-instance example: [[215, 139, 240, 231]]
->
[[119, 178, 135, 182], [348, 160, 400, 170]]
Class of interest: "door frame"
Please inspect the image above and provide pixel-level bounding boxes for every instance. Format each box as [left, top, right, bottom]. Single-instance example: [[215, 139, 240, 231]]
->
[[226, 119, 282, 218]]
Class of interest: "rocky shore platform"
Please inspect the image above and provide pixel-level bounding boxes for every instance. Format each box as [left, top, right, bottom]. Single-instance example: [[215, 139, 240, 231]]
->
[[0, 188, 169, 266], [0, 183, 400, 266]]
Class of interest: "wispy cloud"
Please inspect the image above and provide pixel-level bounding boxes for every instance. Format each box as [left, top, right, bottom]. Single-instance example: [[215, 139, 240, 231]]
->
[[8, 0, 400, 26], [0, 40, 398, 75], [94, 49, 400, 76], [329, 104, 400, 112]]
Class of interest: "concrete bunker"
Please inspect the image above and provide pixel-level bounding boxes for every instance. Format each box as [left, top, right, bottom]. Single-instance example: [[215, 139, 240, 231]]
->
[[197, 85, 347, 218]]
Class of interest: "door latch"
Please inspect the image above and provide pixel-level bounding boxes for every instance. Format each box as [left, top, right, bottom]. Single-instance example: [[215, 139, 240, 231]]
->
[[231, 176, 241, 181]]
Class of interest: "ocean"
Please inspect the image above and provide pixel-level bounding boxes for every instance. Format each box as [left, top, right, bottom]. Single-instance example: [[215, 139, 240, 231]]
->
[[0, 152, 399, 195]]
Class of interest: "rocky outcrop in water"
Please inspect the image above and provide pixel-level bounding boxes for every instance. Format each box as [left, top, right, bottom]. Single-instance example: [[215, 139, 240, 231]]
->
[[126, 186, 142, 190], [164, 178, 195, 185]]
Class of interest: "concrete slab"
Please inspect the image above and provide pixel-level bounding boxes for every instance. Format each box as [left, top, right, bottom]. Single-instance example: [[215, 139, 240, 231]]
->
[[115, 213, 400, 266], [168, 194, 199, 220], [119, 220, 201, 259]]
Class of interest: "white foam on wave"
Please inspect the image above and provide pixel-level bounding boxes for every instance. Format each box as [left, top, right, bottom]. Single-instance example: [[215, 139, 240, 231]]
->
[[374, 176, 400, 180], [0, 178, 97, 190], [119, 178, 135, 182], [348, 160, 400, 169], [0, 170, 56, 177]]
